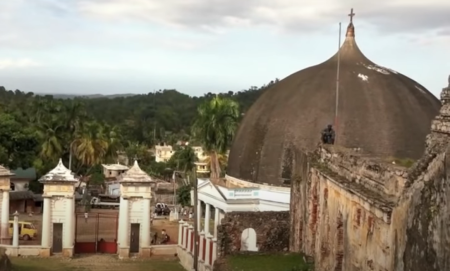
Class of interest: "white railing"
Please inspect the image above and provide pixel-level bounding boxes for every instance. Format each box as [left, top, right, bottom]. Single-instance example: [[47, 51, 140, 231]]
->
[[177, 220, 217, 270]]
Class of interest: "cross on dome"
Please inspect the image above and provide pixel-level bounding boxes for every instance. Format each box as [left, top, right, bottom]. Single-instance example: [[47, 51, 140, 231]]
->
[[348, 8, 355, 23]]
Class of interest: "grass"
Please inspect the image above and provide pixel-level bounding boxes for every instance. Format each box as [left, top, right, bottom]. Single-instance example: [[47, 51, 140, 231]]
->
[[227, 253, 312, 271], [10, 255, 186, 271]]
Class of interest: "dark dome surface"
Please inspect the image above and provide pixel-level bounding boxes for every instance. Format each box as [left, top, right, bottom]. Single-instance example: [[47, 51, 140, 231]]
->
[[228, 21, 441, 185]]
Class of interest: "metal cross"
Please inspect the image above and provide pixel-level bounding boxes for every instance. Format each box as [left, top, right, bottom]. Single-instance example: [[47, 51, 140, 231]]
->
[[348, 8, 355, 23]]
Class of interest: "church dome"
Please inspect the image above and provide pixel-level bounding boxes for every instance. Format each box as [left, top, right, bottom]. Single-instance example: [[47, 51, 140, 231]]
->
[[227, 11, 441, 185]]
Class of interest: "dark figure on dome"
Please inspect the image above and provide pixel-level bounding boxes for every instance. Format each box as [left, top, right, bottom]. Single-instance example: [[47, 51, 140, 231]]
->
[[321, 124, 335, 145]]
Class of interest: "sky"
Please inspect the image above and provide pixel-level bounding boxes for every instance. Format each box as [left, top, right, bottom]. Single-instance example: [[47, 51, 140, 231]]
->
[[0, 0, 449, 97]]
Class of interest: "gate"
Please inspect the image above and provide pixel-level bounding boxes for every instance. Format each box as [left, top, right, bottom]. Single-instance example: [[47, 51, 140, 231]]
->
[[74, 212, 118, 254]]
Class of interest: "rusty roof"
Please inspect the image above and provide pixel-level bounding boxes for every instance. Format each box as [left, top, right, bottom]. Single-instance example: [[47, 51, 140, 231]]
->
[[228, 16, 441, 185]]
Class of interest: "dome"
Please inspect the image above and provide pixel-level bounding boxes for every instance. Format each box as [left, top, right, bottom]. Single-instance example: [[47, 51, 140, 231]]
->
[[228, 12, 441, 185]]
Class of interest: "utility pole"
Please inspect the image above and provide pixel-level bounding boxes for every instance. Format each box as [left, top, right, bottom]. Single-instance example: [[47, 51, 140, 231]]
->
[[192, 165, 199, 271]]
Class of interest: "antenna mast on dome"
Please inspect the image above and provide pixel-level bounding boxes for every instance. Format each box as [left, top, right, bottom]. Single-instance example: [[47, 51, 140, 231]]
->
[[335, 21, 342, 143]]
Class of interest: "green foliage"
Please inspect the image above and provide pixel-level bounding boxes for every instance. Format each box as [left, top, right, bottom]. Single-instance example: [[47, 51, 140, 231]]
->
[[192, 96, 240, 179], [177, 184, 192, 207], [168, 146, 198, 172], [227, 253, 312, 271], [0, 80, 275, 178]]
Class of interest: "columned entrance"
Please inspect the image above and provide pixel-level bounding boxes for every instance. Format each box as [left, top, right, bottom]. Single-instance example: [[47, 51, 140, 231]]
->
[[74, 212, 118, 254]]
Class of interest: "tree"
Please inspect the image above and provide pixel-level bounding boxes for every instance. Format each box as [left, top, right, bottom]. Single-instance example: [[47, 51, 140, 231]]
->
[[0, 113, 39, 169], [169, 146, 197, 173], [72, 121, 109, 173], [177, 184, 192, 207], [192, 96, 239, 179]]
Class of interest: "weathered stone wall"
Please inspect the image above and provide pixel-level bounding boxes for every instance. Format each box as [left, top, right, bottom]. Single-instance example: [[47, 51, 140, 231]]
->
[[290, 146, 399, 271], [217, 211, 290, 256], [289, 78, 450, 271], [393, 83, 450, 271]]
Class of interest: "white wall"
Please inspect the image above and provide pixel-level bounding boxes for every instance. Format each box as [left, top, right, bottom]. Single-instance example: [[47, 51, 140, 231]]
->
[[128, 199, 148, 246], [47, 197, 74, 248], [11, 180, 29, 191]]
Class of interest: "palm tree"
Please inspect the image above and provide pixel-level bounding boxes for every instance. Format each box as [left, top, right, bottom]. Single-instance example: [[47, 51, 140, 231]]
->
[[191, 96, 239, 179], [170, 146, 197, 174], [35, 117, 65, 160], [103, 124, 123, 163], [72, 121, 109, 171]]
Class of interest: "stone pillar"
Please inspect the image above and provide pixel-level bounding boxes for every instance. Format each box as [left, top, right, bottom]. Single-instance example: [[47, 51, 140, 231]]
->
[[205, 234, 213, 266], [12, 212, 19, 247], [204, 203, 210, 235], [118, 197, 129, 258], [0, 191, 9, 243], [197, 200, 202, 232], [63, 198, 75, 257], [41, 197, 52, 248], [214, 207, 220, 238], [141, 198, 151, 248], [178, 220, 184, 246]]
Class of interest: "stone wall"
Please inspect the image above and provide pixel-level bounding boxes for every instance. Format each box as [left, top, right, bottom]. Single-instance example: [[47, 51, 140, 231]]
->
[[289, 76, 450, 271], [217, 211, 290, 256], [290, 146, 400, 270]]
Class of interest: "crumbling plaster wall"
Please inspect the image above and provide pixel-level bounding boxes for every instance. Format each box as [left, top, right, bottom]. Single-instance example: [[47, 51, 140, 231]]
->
[[216, 211, 290, 257], [290, 145, 409, 271]]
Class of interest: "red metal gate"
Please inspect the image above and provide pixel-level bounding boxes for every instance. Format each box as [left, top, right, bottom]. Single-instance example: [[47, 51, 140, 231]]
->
[[74, 212, 118, 254]]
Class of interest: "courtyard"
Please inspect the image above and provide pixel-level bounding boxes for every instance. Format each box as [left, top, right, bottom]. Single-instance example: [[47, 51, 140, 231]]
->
[[11, 254, 185, 271]]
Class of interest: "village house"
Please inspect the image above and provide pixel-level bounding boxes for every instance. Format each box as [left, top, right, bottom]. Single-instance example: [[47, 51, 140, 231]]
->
[[9, 167, 40, 214], [155, 143, 174, 162], [102, 163, 129, 179]]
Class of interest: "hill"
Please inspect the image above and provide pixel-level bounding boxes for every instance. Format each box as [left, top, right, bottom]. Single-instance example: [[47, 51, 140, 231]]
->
[[35, 93, 137, 99]]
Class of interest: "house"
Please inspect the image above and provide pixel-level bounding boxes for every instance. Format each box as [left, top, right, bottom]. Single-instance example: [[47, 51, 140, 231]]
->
[[102, 163, 129, 178], [155, 144, 174, 162], [9, 168, 39, 214]]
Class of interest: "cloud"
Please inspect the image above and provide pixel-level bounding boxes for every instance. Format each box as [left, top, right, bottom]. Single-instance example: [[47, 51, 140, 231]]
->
[[1, 0, 449, 51], [0, 58, 41, 69], [72, 0, 450, 36]]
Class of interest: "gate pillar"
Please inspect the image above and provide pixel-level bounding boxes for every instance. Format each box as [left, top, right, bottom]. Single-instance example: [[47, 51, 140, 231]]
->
[[0, 166, 13, 245], [117, 160, 154, 259], [38, 159, 77, 257]]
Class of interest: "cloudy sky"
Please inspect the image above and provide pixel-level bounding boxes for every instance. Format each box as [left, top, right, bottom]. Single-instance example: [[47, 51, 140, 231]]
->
[[0, 0, 449, 96]]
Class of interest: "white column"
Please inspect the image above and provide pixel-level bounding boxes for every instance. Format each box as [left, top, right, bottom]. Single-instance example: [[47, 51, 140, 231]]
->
[[118, 197, 129, 247], [205, 234, 212, 266], [178, 220, 184, 246], [212, 237, 217, 264], [41, 197, 51, 247], [12, 214, 19, 247], [1, 191, 9, 241], [63, 198, 74, 249], [214, 207, 220, 238], [204, 203, 210, 235], [199, 231, 205, 262], [187, 225, 194, 253], [197, 200, 202, 232], [182, 222, 189, 249], [141, 198, 151, 247]]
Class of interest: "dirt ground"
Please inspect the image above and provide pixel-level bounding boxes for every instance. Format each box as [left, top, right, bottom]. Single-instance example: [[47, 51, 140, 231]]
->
[[16, 209, 180, 245], [11, 254, 184, 271]]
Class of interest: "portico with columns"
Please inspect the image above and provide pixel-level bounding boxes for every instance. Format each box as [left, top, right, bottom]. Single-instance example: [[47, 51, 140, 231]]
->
[[117, 160, 154, 259], [39, 159, 78, 257], [0, 166, 13, 244]]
